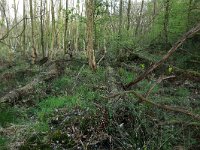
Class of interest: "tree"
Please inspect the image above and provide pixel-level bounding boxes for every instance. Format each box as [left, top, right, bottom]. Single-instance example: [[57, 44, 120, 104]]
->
[[40, 0, 45, 58], [64, 0, 69, 55], [135, 0, 144, 36], [22, 0, 26, 57], [29, 0, 37, 64], [86, 0, 97, 71], [164, 0, 170, 50], [51, 0, 55, 52], [119, 0, 123, 39], [127, 0, 131, 31]]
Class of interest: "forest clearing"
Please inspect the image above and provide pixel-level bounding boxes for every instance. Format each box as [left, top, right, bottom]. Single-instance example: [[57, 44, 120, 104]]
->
[[0, 0, 200, 149]]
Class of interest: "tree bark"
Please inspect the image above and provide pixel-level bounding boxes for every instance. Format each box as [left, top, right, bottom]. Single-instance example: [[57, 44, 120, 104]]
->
[[64, 0, 69, 55], [135, 0, 144, 36], [29, 0, 37, 64], [51, 0, 55, 52], [40, 0, 45, 58], [22, 0, 26, 57], [86, 0, 97, 71], [119, 0, 123, 39], [164, 0, 170, 50], [127, 0, 131, 31]]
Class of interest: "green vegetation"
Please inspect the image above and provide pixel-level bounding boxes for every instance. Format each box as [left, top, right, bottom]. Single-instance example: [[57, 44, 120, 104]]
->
[[0, 0, 200, 149]]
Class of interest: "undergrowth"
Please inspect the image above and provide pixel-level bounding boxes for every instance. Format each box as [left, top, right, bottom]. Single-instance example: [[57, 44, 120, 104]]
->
[[0, 64, 200, 149]]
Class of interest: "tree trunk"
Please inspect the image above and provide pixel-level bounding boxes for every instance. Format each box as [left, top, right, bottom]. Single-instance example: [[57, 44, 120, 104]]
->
[[153, 0, 157, 16], [40, 0, 45, 58], [23, 0, 26, 57], [64, 0, 69, 55], [57, 0, 62, 49], [75, 0, 80, 53], [187, 0, 193, 30], [119, 0, 123, 39], [164, 0, 170, 50], [127, 0, 131, 31], [86, 0, 97, 71], [13, 0, 18, 24], [135, 0, 144, 36], [29, 0, 37, 64], [51, 0, 55, 49]]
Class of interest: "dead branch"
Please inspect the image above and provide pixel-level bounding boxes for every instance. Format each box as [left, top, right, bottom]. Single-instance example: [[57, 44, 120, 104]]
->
[[125, 23, 200, 89], [145, 75, 175, 98], [72, 64, 85, 91], [157, 121, 200, 127], [102, 90, 200, 121]]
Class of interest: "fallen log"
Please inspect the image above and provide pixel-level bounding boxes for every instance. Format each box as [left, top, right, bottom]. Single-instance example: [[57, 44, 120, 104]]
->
[[125, 51, 200, 81], [125, 23, 200, 89], [106, 66, 120, 94], [0, 60, 65, 105]]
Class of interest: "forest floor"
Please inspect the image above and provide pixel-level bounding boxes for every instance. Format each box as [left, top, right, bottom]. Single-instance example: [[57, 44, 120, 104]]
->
[[0, 55, 200, 150]]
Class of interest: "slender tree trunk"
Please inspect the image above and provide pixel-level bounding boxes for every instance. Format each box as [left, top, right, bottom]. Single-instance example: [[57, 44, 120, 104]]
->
[[119, 0, 123, 39], [164, 0, 170, 50], [86, 0, 97, 71], [75, 0, 80, 53], [187, 0, 193, 30], [23, 0, 26, 57], [44, 0, 50, 57], [29, 0, 37, 64], [127, 0, 131, 31], [13, 0, 18, 24], [40, 0, 45, 58], [51, 0, 55, 54], [57, 0, 62, 49], [135, 0, 144, 36], [64, 0, 69, 55], [153, 0, 157, 16]]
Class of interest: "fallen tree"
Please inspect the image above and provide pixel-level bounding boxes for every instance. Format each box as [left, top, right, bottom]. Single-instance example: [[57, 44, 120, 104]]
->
[[125, 51, 200, 81], [125, 23, 200, 89], [0, 60, 65, 105]]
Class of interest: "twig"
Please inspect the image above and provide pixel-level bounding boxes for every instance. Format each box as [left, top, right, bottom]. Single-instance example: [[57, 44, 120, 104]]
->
[[72, 65, 85, 91], [97, 55, 105, 66], [145, 75, 175, 98], [157, 121, 200, 127]]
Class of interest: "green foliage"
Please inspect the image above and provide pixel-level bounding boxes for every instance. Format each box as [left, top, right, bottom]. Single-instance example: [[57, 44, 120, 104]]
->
[[118, 67, 136, 83], [175, 87, 190, 97], [36, 97, 70, 121], [0, 106, 22, 127], [0, 136, 7, 150], [52, 76, 73, 93]]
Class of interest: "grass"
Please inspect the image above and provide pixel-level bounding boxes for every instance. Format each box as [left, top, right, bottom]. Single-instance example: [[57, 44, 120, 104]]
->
[[0, 63, 200, 149], [175, 87, 190, 97], [0, 136, 7, 150], [0, 106, 24, 127]]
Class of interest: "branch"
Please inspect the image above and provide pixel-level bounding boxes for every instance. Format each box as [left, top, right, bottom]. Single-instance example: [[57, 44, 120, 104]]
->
[[125, 23, 200, 89], [145, 75, 175, 98], [0, 18, 24, 41], [102, 90, 200, 121], [0, 15, 45, 41]]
